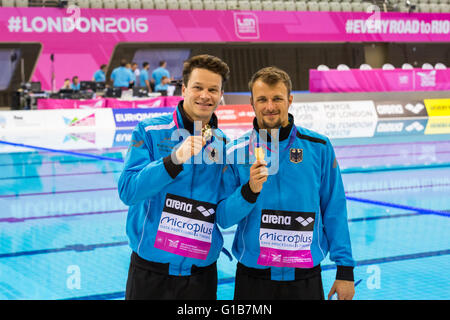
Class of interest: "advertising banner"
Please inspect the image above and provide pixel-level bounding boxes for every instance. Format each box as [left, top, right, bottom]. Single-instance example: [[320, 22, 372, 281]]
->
[[0, 8, 449, 90], [424, 116, 450, 134], [112, 107, 174, 128], [374, 100, 428, 118], [424, 99, 450, 117], [310, 69, 450, 93], [113, 128, 133, 148], [215, 104, 254, 126], [290, 101, 378, 139], [374, 118, 428, 136], [37, 98, 106, 109], [105, 97, 167, 109], [37, 96, 184, 110], [0, 108, 115, 131]]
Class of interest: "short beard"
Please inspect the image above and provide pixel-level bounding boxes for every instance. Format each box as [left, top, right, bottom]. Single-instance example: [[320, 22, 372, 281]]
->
[[261, 118, 282, 130]]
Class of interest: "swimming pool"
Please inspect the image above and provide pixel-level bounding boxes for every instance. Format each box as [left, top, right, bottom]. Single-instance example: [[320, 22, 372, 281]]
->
[[0, 128, 449, 300]]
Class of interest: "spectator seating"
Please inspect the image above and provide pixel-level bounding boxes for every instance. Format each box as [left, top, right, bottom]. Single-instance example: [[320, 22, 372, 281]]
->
[[166, 0, 179, 9], [359, 63, 372, 70], [402, 63, 414, 69], [77, 0, 90, 8], [130, 0, 141, 8], [337, 64, 350, 70], [2, 0, 16, 6], [317, 64, 330, 70], [296, 1, 307, 10], [0, 0, 449, 13], [215, 0, 226, 10], [90, 0, 103, 8], [382, 63, 395, 70], [251, 0, 262, 10], [203, 0, 215, 9], [285, 1, 296, 10], [16, 0, 29, 6], [103, 0, 116, 9], [154, 0, 167, 9], [141, 0, 154, 8], [316, 62, 447, 71], [191, 0, 203, 9], [116, 0, 129, 9]]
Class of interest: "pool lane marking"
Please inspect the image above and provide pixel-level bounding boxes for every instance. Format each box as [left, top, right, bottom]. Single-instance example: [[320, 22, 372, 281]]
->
[[0, 140, 124, 163]]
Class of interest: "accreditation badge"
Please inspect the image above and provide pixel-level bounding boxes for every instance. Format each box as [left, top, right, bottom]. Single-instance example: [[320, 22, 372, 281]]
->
[[257, 209, 315, 268], [154, 194, 216, 260]]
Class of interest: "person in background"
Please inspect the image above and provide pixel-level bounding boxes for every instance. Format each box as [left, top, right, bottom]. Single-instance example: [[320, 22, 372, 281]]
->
[[131, 62, 140, 88], [111, 59, 133, 89], [71, 76, 80, 91], [139, 62, 152, 92], [126, 63, 135, 88], [154, 76, 171, 94], [92, 64, 107, 82], [152, 60, 171, 87], [61, 78, 71, 90]]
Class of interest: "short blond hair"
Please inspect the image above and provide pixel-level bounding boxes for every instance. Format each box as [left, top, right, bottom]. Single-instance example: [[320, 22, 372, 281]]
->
[[248, 66, 292, 97]]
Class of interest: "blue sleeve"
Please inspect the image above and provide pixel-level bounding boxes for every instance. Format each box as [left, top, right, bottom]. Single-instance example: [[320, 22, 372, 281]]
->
[[319, 139, 355, 268], [118, 123, 183, 206], [110, 69, 116, 81], [216, 148, 258, 229]]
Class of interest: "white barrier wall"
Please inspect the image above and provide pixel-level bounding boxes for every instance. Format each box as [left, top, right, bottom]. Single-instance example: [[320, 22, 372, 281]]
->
[[0, 109, 115, 131]]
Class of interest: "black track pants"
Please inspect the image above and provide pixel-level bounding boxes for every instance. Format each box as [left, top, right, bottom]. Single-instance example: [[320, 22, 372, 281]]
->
[[234, 262, 325, 300], [125, 252, 218, 300]]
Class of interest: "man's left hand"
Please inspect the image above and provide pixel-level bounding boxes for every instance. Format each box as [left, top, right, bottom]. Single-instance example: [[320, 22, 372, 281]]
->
[[327, 280, 355, 300]]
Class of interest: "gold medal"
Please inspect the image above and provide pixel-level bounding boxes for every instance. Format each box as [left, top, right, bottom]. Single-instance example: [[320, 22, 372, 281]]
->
[[201, 124, 212, 141], [254, 147, 265, 161]]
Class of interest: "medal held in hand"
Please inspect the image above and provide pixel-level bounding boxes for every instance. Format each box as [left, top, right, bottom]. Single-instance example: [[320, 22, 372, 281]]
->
[[201, 124, 212, 141], [254, 144, 265, 161]]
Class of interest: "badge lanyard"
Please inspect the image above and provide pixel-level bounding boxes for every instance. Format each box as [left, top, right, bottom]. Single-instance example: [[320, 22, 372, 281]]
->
[[249, 125, 297, 157], [173, 110, 216, 152]]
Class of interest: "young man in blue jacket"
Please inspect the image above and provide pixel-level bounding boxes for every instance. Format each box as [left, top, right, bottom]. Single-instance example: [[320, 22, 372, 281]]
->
[[217, 67, 355, 300], [118, 55, 230, 300]]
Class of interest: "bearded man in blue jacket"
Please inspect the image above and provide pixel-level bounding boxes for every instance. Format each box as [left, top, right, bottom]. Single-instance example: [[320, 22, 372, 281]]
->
[[118, 55, 230, 300], [217, 67, 355, 300]]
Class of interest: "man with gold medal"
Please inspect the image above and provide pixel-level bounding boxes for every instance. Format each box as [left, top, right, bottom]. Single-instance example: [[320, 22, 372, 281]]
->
[[119, 55, 230, 300], [217, 67, 355, 300]]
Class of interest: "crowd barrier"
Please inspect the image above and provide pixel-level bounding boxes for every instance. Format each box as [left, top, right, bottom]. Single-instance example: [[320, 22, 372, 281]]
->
[[1, 98, 449, 154], [36, 96, 184, 110], [289, 99, 450, 139], [1, 98, 449, 131], [309, 68, 450, 93]]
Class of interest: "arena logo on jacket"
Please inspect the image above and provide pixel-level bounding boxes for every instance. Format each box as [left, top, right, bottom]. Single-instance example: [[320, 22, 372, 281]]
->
[[154, 194, 216, 260], [257, 210, 315, 268]]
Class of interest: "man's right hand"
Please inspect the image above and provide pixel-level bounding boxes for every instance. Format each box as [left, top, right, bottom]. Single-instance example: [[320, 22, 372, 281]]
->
[[173, 136, 206, 164], [249, 160, 268, 193]]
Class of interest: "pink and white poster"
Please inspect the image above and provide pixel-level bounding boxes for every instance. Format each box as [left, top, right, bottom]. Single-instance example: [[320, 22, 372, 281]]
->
[[0, 8, 448, 90]]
